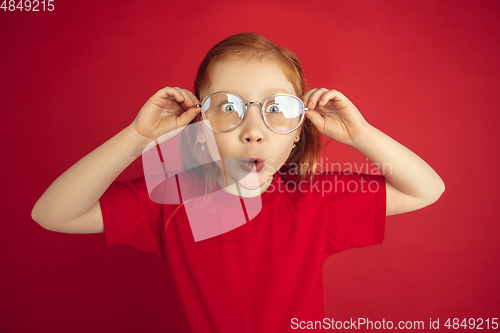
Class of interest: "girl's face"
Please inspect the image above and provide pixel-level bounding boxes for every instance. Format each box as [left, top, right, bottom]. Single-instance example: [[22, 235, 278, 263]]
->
[[198, 57, 301, 197]]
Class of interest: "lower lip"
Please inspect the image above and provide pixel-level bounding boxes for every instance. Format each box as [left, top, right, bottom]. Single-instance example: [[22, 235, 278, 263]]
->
[[240, 160, 265, 173]]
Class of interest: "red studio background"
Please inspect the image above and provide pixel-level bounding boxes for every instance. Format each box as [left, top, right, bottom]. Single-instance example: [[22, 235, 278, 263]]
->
[[1, 0, 499, 332]]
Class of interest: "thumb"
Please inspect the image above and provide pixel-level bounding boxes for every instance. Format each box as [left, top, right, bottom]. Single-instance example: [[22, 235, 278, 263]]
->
[[305, 109, 325, 132], [176, 106, 201, 128]]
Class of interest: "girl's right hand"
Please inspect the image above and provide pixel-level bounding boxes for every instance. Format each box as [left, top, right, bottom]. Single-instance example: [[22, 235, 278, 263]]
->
[[129, 86, 201, 143]]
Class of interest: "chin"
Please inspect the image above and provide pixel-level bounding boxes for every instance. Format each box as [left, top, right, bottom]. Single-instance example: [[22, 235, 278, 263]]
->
[[236, 172, 270, 191], [237, 180, 263, 191]]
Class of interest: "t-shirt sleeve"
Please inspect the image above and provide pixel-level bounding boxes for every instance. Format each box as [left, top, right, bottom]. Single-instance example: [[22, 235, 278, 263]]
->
[[323, 172, 386, 256], [99, 177, 165, 262]]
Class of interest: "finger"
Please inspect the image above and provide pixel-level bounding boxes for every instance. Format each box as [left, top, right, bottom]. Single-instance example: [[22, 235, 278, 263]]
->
[[323, 89, 348, 104], [304, 109, 325, 133], [159, 86, 184, 102], [152, 87, 187, 111], [173, 87, 193, 106], [302, 89, 318, 108], [306, 88, 330, 109], [172, 87, 197, 111], [148, 87, 183, 109], [176, 105, 202, 128], [182, 89, 201, 105], [318, 89, 354, 111]]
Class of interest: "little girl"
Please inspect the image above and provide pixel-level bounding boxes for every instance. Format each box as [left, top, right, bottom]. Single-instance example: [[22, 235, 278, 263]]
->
[[32, 33, 445, 332]]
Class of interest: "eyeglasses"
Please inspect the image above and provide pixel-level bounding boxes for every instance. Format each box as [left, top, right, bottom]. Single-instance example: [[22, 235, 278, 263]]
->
[[196, 91, 308, 134]]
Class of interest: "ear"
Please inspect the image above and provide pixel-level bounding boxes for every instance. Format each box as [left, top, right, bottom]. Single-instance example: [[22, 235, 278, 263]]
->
[[294, 123, 303, 143]]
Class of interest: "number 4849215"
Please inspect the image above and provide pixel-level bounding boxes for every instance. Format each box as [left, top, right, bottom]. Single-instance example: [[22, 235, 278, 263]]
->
[[1, 0, 55, 11], [444, 318, 498, 330]]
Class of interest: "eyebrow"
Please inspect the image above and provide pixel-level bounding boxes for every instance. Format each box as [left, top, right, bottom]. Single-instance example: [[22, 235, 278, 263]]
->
[[214, 89, 294, 101]]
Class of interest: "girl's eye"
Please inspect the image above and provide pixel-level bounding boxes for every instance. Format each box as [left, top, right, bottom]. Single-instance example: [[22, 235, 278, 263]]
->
[[221, 103, 236, 113], [266, 104, 281, 113]]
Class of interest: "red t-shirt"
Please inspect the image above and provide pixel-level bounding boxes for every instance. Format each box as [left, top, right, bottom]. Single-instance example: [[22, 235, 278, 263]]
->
[[100, 171, 386, 332]]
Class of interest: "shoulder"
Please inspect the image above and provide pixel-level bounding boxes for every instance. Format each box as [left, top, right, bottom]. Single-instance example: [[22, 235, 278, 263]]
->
[[107, 176, 148, 193]]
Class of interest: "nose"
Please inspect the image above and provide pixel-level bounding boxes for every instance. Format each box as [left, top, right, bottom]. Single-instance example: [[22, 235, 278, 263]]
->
[[239, 103, 265, 143]]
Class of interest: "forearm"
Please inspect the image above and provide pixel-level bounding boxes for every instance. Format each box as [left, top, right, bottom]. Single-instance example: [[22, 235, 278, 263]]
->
[[350, 123, 445, 202], [32, 125, 151, 226]]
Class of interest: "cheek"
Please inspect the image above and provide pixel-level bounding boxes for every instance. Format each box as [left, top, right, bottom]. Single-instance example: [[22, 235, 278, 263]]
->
[[201, 126, 220, 161], [205, 130, 236, 161], [276, 134, 296, 151], [269, 135, 296, 162], [204, 126, 297, 162]]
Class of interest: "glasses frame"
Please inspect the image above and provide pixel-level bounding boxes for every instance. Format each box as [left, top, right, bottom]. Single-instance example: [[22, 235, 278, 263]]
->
[[196, 91, 309, 134]]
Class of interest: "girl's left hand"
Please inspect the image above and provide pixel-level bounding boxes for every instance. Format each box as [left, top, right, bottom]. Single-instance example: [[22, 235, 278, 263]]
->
[[303, 88, 370, 146]]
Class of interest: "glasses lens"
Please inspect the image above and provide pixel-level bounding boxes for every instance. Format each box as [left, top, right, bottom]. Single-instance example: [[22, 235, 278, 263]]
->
[[202, 93, 244, 131], [264, 95, 304, 132]]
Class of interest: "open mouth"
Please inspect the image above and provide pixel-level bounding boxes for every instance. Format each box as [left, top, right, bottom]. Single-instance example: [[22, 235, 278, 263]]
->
[[239, 158, 265, 173]]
